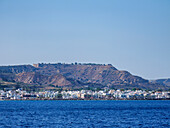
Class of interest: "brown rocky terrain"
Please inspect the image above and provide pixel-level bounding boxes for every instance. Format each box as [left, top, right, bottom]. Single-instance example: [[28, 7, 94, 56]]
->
[[0, 63, 169, 90], [15, 72, 73, 87], [151, 78, 170, 87], [34, 64, 148, 86]]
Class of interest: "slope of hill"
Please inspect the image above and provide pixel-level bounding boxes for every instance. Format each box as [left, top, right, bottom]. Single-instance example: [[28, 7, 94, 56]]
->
[[0, 63, 169, 90], [151, 78, 170, 87], [15, 72, 72, 86], [33, 63, 148, 86]]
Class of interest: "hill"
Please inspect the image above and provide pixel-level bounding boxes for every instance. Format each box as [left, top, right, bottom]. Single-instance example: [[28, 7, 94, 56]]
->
[[151, 78, 170, 87], [0, 63, 169, 90]]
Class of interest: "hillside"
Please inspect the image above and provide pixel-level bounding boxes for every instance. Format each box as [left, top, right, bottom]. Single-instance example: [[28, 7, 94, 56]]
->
[[33, 63, 148, 86], [15, 72, 73, 87], [0, 63, 169, 90], [151, 78, 170, 87]]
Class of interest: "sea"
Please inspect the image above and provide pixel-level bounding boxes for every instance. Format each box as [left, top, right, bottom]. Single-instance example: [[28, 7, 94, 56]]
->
[[0, 100, 169, 128]]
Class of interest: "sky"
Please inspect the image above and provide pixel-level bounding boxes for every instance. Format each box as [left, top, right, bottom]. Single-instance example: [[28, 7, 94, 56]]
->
[[0, 0, 170, 79]]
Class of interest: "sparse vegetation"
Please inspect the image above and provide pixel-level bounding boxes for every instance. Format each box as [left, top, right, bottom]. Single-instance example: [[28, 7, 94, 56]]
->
[[0, 63, 169, 91]]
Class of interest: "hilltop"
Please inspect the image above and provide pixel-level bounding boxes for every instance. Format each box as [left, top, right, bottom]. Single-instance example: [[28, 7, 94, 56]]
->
[[0, 63, 169, 90]]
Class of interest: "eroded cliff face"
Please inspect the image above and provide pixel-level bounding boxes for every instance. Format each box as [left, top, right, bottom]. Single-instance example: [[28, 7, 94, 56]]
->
[[15, 72, 72, 87], [32, 63, 148, 86], [0, 63, 168, 90]]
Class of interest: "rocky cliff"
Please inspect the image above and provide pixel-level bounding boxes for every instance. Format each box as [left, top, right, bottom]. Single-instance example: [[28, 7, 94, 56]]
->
[[15, 72, 73, 87], [0, 63, 169, 90]]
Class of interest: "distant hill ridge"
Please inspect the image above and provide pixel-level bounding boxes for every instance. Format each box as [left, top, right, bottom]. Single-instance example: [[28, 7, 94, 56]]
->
[[0, 63, 169, 90], [151, 78, 170, 87]]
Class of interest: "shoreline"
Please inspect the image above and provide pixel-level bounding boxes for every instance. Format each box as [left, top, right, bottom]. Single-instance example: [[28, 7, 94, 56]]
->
[[1, 98, 170, 101]]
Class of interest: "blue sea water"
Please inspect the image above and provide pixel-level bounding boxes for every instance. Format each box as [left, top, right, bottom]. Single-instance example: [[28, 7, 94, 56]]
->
[[0, 100, 169, 128]]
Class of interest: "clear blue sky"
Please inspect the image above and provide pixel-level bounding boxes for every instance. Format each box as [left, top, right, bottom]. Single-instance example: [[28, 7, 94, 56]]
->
[[0, 0, 170, 79]]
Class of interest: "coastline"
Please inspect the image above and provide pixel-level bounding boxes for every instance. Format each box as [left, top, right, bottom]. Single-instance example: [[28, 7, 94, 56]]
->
[[1, 98, 170, 101]]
